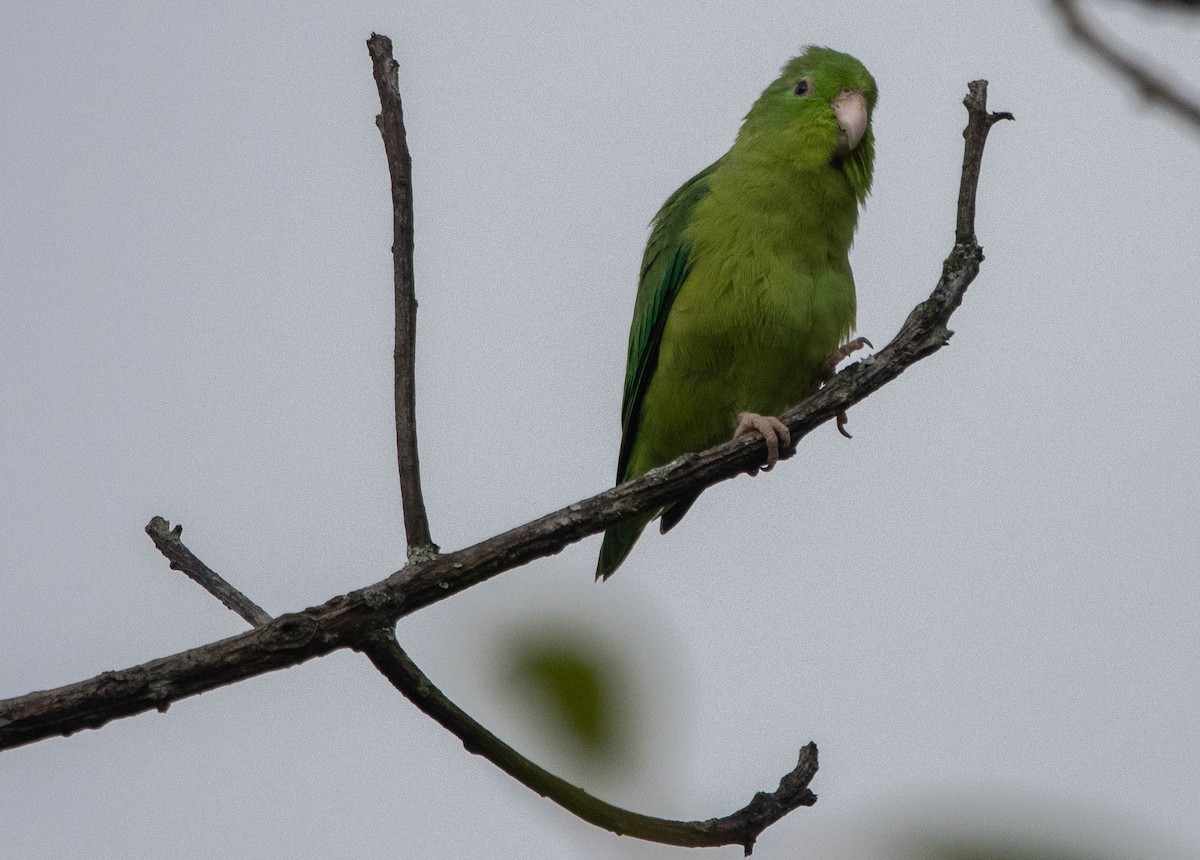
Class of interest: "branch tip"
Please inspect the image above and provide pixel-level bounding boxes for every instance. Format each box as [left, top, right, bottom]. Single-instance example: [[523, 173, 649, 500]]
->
[[144, 516, 272, 628], [368, 33, 437, 555], [363, 631, 819, 851]]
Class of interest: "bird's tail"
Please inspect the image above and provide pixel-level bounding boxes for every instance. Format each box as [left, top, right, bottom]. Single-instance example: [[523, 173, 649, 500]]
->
[[595, 513, 653, 581]]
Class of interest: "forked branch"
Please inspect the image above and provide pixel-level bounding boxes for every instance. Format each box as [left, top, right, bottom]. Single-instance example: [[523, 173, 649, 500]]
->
[[0, 69, 1009, 860], [364, 34, 816, 852], [142, 518, 814, 853]]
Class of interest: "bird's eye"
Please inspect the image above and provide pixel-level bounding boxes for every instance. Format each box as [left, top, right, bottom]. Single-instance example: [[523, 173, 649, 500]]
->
[[793, 76, 813, 97]]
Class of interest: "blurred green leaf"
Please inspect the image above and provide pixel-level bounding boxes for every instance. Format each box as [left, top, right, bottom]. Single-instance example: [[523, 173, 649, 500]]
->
[[501, 630, 631, 768], [907, 835, 1127, 860]]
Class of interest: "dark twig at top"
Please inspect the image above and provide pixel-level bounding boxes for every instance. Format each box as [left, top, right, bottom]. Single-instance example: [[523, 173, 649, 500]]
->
[[368, 34, 437, 559], [1052, 0, 1200, 130]]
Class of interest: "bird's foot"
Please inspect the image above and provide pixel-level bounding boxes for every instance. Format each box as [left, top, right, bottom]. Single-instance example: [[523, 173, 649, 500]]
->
[[734, 412, 791, 474], [819, 337, 873, 440], [818, 336, 874, 382]]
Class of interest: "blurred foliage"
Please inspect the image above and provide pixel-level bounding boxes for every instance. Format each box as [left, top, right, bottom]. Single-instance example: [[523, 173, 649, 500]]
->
[[499, 629, 633, 771], [903, 834, 1135, 860]]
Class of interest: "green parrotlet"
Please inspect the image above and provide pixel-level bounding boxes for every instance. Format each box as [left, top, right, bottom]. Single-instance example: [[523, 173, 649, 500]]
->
[[597, 46, 877, 580]]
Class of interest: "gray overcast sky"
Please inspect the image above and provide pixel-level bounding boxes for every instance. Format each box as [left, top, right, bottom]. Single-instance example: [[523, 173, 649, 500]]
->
[[3, 2, 1199, 858]]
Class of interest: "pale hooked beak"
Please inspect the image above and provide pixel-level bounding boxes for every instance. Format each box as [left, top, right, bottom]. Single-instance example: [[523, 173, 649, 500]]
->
[[831, 89, 868, 157]]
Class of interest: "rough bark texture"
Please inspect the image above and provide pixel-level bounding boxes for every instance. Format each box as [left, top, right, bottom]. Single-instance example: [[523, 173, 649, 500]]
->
[[368, 34, 436, 558]]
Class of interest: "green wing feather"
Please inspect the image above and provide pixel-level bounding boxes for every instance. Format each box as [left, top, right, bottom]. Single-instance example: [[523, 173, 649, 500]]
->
[[616, 159, 720, 483], [597, 159, 720, 580]]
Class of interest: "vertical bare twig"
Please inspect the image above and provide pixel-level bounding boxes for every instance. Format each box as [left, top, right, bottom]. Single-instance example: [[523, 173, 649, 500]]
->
[[368, 33, 437, 559], [956, 83, 1015, 246]]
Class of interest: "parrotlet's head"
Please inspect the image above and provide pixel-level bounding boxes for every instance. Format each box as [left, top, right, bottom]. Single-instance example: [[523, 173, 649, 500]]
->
[[734, 46, 877, 201]]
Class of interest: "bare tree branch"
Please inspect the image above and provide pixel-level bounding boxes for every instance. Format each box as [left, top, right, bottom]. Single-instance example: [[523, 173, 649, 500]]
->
[[360, 36, 823, 852], [0, 82, 1010, 762], [957, 84, 1015, 246], [363, 631, 816, 855], [145, 516, 272, 627], [140, 518, 816, 854], [1052, 0, 1200, 130], [367, 33, 437, 559]]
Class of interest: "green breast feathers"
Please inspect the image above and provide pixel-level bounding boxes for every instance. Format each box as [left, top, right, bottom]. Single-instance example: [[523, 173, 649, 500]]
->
[[597, 46, 877, 580]]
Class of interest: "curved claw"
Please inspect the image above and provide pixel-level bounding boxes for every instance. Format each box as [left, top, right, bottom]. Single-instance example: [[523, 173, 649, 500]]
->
[[735, 412, 791, 473], [836, 410, 852, 439], [819, 336, 875, 382]]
